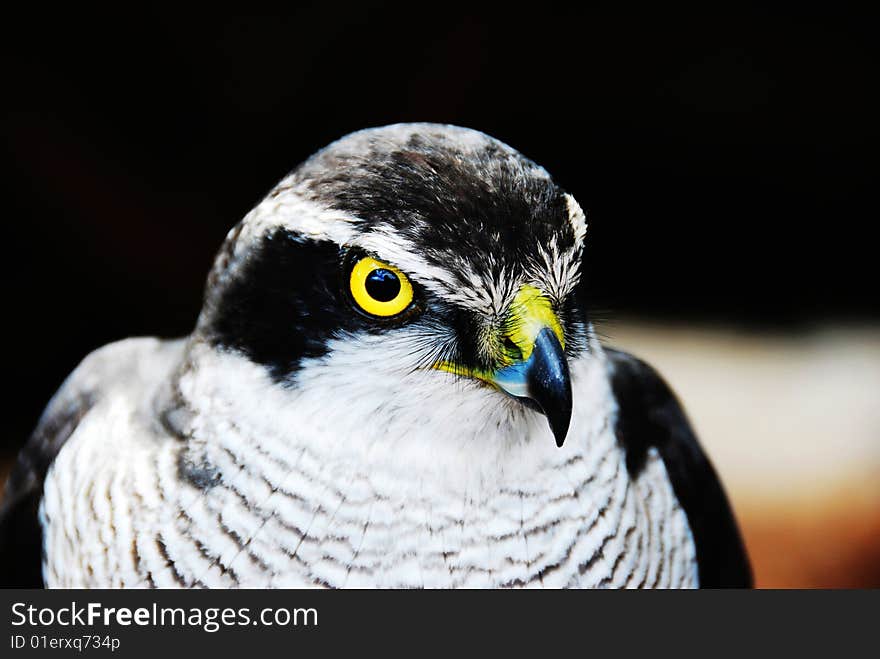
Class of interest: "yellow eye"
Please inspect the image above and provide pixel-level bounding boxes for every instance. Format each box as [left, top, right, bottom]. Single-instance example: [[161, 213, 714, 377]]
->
[[349, 256, 414, 317]]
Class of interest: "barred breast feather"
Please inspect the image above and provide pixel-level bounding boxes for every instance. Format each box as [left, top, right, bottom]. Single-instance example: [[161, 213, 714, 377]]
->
[[24, 339, 699, 588]]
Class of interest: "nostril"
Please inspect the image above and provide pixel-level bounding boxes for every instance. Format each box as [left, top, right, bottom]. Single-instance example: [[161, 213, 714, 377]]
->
[[503, 336, 522, 359]]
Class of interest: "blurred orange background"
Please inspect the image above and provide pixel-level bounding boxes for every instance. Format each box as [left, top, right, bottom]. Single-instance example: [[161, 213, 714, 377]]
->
[[604, 320, 880, 588]]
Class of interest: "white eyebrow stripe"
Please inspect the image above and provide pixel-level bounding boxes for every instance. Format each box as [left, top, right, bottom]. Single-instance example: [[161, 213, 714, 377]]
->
[[229, 185, 487, 310], [236, 185, 359, 251], [232, 186, 585, 316], [356, 228, 509, 314]]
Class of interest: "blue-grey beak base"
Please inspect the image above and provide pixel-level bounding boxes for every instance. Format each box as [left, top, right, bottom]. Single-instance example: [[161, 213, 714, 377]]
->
[[492, 328, 573, 447]]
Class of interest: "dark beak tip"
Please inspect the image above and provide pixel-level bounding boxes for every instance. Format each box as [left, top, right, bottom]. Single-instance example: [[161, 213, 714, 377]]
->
[[528, 328, 573, 449], [548, 403, 572, 448], [554, 431, 567, 448]]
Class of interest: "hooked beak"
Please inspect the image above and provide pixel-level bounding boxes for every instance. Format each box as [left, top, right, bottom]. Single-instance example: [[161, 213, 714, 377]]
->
[[492, 326, 573, 447], [435, 284, 573, 447]]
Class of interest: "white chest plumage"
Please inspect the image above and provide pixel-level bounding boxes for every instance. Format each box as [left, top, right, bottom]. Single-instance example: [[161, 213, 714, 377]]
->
[[39, 339, 697, 588]]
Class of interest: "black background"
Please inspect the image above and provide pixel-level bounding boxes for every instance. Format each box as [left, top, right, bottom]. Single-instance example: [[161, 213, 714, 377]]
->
[[1, 7, 876, 453]]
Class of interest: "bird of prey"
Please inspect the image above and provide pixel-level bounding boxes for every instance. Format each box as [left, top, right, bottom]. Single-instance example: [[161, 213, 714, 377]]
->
[[0, 124, 751, 588]]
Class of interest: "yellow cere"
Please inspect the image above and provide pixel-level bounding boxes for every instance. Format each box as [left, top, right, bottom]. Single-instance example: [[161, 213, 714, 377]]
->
[[503, 284, 565, 361], [432, 360, 495, 384], [433, 284, 565, 379], [349, 256, 414, 317]]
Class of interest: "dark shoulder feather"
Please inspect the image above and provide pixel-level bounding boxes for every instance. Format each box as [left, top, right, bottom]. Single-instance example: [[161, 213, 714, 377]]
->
[[605, 348, 752, 588], [0, 391, 95, 587]]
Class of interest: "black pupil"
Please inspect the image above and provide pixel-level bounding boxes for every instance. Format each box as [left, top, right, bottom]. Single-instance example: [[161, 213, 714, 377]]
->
[[365, 269, 401, 302]]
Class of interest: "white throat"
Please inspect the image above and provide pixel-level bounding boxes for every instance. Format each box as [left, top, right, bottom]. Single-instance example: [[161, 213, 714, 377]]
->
[[175, 335, 615, 498]]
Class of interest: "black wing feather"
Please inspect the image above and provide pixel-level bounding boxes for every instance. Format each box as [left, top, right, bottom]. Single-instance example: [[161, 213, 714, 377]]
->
[[606, 348, 752, 588]]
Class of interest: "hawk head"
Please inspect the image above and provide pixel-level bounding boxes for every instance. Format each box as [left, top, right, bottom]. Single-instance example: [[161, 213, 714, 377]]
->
[[195, 124, 592, 448]]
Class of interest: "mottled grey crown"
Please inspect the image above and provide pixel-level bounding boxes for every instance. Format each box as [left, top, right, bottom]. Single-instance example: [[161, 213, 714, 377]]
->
[[289, 123, 581, 293], [197, 124, 589, 381]]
